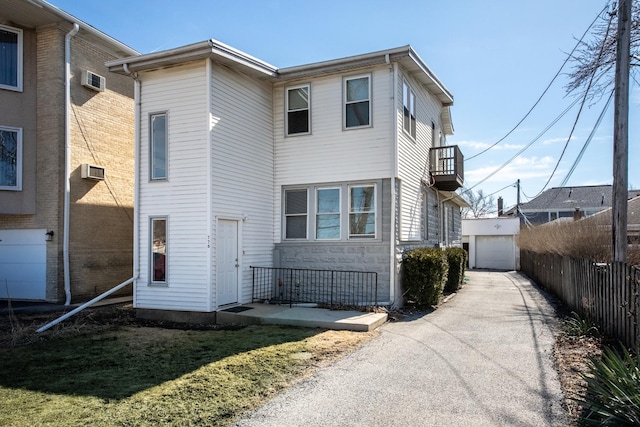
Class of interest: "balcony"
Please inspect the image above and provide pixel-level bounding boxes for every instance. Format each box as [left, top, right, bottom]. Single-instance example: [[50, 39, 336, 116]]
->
[[429, 145, 464, 191]]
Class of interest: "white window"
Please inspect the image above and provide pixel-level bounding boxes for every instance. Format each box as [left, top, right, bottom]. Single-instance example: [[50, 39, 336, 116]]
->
[[0, 24, 23, 92], [151, 217, 167, 284], [150, 112, 167, 180], [286, 84, 310, 135], [285, 189, 308, 239], [344, 74, 371, 128], [316, 187, 340, 239], [349, 185, 376, 238], [0, 126, 22, 191], [403, 81, 416, 139]]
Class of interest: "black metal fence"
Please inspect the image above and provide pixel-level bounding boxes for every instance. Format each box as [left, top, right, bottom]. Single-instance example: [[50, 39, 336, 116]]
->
[[251, 266, 378, 309], [521, 250, 640, 352]]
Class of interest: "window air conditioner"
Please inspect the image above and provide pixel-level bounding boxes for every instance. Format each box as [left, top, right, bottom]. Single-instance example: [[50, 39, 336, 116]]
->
[[81, 70, 106, 92], [81, 163, 106, 180]]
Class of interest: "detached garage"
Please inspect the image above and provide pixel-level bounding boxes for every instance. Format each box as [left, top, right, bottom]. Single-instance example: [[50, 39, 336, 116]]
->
[[462, 218, 520, 271], [0, 229, 47, 300]]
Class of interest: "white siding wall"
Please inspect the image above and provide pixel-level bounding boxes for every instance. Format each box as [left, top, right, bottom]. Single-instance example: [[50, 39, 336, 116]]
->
[[210, 62, 274, 307], [397, 67, 444, 241], [136, 62, 210, 311], [274, 65, 394, 239]]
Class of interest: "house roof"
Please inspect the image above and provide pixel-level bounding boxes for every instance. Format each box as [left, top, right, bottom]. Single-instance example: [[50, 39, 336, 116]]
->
[[1, 0, 139, 57], [106, 40, 455, 123], [518, 185, 640, 212], [581, 195, 640, 226]]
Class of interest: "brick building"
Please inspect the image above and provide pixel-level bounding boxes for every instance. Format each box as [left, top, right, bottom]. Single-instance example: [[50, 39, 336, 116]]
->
[[0, 0, 137, 303]]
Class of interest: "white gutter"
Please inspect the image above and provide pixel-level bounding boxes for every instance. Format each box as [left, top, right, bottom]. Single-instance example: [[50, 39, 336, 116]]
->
[[63, 22, 79, 306], [389, 59, 398, 307]]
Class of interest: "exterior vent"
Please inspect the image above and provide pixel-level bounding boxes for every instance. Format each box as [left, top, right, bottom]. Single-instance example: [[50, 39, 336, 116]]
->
[[81, 70, 105, 92], [81, 163, 106, 180]]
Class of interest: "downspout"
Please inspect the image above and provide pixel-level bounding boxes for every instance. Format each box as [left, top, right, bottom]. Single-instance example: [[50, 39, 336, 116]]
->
[[389, 56, 398, 307], [124, 63, 141, 305], [63, 23, 79, 306]]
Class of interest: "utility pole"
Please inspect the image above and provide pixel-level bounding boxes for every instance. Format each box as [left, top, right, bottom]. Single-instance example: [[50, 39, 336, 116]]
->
[[613, 0, 631, 263], [516, 179, 521, 218]]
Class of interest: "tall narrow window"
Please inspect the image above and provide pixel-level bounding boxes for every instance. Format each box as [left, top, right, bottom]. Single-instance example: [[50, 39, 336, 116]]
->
[[344, 75, 371, 128], [150, 112, 167, 180], [0, 126, 21, 190], [151, 217, 167, 283], [286, 85, 310, 135], [316, 188, 340, 239], [349, 185, 375, 238], [0, 25, 22, 91], [423, 191, 430, 240], [403, 81, 416, 139], [285, 189, 308, 239]]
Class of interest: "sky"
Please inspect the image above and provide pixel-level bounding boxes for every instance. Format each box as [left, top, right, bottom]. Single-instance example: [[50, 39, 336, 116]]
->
[[49, 0, 639, 214]]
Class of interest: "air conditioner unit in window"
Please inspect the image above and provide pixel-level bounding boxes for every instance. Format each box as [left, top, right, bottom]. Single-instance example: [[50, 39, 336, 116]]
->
[[81, 70, 106, 92], [81, 163, 106, 180]]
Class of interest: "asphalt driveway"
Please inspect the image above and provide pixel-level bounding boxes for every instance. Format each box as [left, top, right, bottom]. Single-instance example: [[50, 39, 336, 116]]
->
[[232, 270, 566, 427]]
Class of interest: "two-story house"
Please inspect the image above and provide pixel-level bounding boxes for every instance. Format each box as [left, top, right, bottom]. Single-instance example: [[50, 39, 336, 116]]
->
[[107, 39, 466, 318], [0, 0, 137, 303]]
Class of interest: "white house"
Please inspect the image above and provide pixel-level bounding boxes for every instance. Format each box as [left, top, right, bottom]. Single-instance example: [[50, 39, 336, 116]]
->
[[107, 40, 466, 319], [462, 217, 520, 270]]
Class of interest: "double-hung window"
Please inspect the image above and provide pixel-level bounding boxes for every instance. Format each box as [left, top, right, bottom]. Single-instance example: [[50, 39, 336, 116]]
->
[[285, 189, 308, 239], [0, 126, 22, 190], [151, 217, 167, 284], [403, 81, 416, 139], [0, 24, 22, 91], [286, 84, 310, 135], [150, 112, 167, 180], [316, 187, 340, 239], [344, 74, 371, 128], [349, 185, 375, 238]]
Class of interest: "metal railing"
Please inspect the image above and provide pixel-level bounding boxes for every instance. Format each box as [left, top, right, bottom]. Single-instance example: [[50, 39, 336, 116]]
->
[[251, 266, 378, 309], [429, 145, 464, 191]]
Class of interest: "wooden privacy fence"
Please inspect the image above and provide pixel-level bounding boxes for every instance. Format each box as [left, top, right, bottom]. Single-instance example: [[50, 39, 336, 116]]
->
[[521, 250, 640, 352]]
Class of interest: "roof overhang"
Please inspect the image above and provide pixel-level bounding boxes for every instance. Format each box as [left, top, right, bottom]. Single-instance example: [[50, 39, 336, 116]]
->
[[440, 191, 470, 208]]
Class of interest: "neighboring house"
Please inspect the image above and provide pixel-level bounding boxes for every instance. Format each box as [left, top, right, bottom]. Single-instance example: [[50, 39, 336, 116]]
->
[[107, 39, 466, 316], [462, 217, 520, 270], [578, 195, 640, 248], [509, 185, 640, 225], [0, 0, 137, 303]]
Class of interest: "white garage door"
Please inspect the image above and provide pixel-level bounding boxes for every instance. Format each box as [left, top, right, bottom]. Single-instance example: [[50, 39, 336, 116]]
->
[[476, 235, 515, 270], [0, 229, 47, 300]]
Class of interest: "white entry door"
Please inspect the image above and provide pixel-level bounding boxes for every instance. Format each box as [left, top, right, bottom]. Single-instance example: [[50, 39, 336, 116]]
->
[[217, 219, 239, 306], [0, 229, 47, 300]]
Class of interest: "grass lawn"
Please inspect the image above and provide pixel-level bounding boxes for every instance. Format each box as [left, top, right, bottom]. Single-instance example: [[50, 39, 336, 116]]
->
[[0, 322, 372, 426]]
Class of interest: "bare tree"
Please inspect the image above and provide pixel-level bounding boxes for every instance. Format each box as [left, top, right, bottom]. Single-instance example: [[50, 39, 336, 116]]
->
[[566, 1, 640, 100], [461, 189, 496, 219]]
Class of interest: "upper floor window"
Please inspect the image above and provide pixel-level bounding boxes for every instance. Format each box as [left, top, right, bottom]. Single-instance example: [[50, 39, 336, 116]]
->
[[0, 126, 22, 191], [403, 81, 416, 139], [344, 74, 371, 128], [150, 112, 167, 180], [316, 187, 340, 239], [0, 24, 23, 92], [349, 185, 375, 238], [286, 84, 310, 135], [285, 189, 308, 239]]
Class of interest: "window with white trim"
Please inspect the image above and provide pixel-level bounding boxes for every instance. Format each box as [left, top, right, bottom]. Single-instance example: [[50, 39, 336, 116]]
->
[[423, 191, 430, 240], [344, 74, 371, 128], [0, 126, 22, 191], [151, 217, 167, 284], [403, 81, 416, 139], [0, 24, 22, 91], [150, 112, 167, 180], [285, 189, 308, 239], [286, 84, 310, 135], [349, 185, 376, 238], [316, 187, 340, 239]]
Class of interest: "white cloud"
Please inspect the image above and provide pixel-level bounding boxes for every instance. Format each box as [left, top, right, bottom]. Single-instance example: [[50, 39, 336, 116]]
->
[[454, 140, 525, 150], [542, 136, 574, 145]]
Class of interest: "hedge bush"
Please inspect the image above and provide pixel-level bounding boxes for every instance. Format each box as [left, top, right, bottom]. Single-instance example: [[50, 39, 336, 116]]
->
[[402, 247, 448, 306], [444, 247, 467, 293]]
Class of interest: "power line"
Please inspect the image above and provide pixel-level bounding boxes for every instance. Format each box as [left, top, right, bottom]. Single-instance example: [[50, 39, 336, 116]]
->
[[466, 4, 610, 161]]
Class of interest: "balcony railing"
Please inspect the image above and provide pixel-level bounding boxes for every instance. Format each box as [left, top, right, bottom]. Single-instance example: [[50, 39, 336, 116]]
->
[[430, 145, 464, 191]]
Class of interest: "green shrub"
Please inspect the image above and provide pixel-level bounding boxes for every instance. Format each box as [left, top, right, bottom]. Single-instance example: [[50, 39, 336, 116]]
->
[[444, 247, 467, 293], [564, 311, 599, 338], [402, 247, 448, 306], [578, 346, 640, 426]]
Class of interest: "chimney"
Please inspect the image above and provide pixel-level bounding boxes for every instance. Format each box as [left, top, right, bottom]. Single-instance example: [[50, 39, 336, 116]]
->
[[498, 197, 504, 217], [573, 208, 583, 221]]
